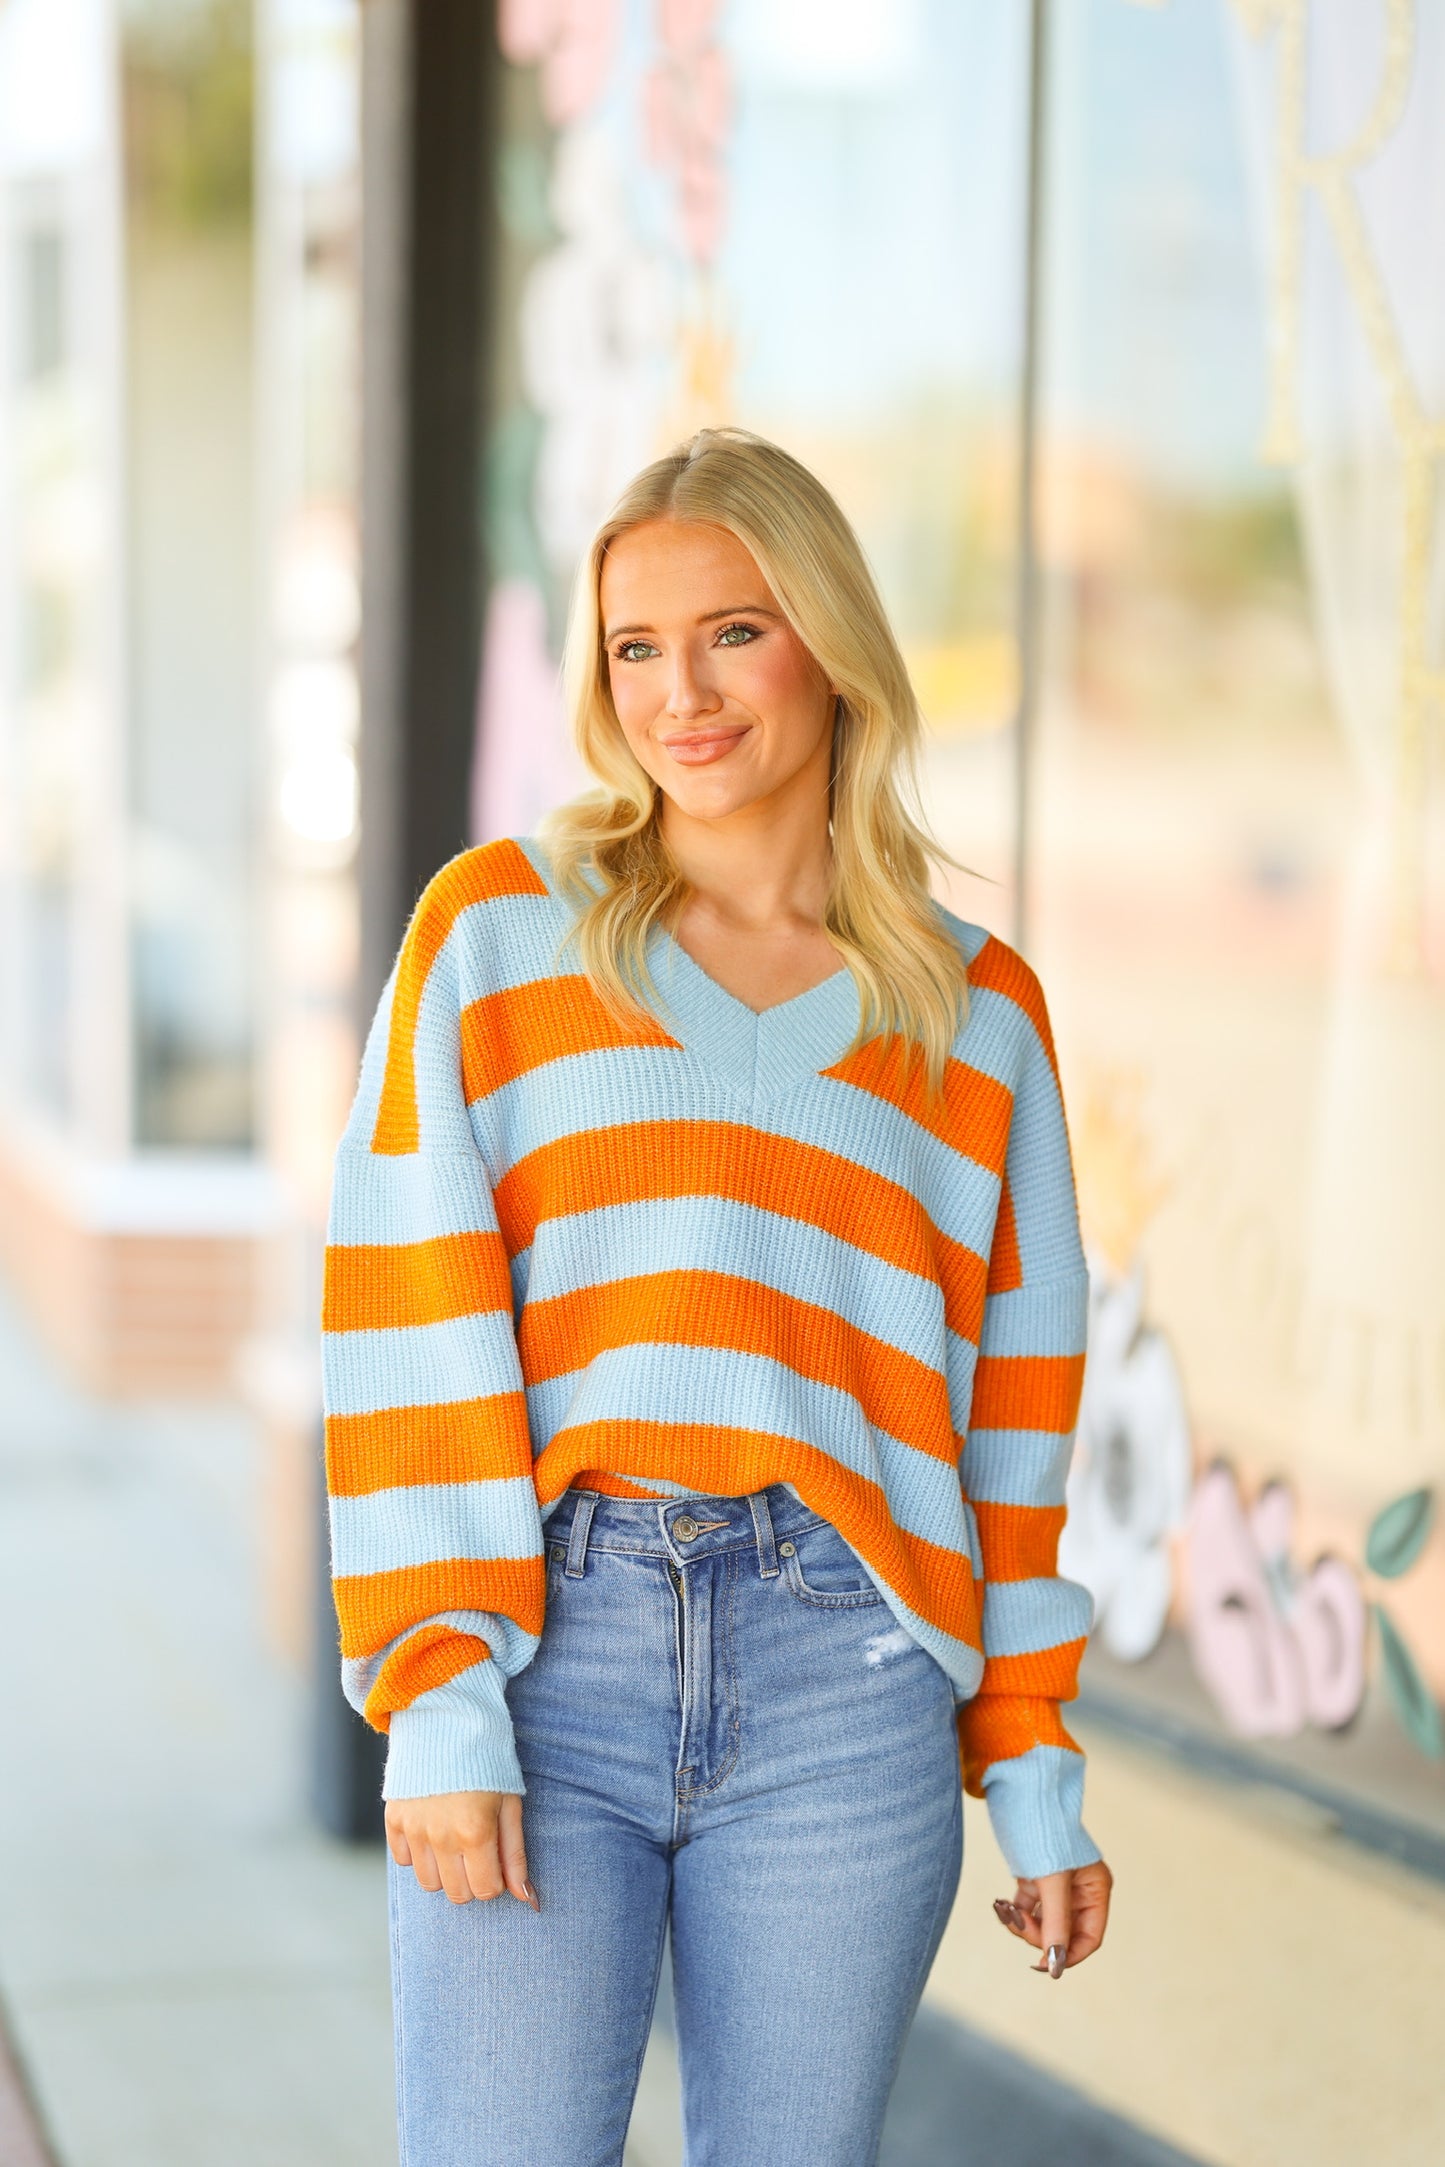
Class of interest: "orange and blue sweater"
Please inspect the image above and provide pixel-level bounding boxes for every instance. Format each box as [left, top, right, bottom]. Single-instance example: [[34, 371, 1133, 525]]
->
[[321, 835, 1100, 1879]]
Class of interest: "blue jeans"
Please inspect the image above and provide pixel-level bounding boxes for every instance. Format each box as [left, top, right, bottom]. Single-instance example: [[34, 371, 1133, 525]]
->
[[388, 1484, 965, 2166]]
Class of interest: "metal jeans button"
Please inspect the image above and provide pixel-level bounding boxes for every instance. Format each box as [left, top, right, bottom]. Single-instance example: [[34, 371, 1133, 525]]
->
[[673, 1513, 700, 1542]]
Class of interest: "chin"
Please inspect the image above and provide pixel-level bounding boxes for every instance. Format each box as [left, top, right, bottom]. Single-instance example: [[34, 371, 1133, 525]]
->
[[661, 779, 766, 822]]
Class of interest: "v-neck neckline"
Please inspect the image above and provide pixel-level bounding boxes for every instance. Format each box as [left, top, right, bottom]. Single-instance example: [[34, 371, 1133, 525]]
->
[[641, 922, 861, 1103]]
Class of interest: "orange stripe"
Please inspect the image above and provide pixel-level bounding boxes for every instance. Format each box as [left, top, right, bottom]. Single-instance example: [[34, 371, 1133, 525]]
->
[[371, 840, 549, 1156], [532, 1418, 980, 1647], [974, 1640, 1088, 1701], [956, 1691, 1082, 1794], [334, 1554, 546, 1660], [972, 1501, 1067, 1582], [986, 1178, 1022, 1293], [325, 1395, 533, 1498], [970, 1352, 1085, 1434], [568, 1469, 675, 1500], [494, 1122, 987, 1342], [362, 1625, 491, 1731], [323, 1228, 513, 1333], [964, 935, 1060, 1083], [461, 974, 680, 1102], [823, 1033, 1013, 1174], [518, 1270, 958, 1463]]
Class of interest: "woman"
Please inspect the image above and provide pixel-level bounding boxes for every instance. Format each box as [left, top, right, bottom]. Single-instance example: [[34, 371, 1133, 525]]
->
[[321, 425, 1112, 2166]]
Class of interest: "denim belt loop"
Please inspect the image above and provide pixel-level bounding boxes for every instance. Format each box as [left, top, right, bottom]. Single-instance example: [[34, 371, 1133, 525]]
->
[[564, 1489, 600, 1578], [748, 1489, 780, 1578]]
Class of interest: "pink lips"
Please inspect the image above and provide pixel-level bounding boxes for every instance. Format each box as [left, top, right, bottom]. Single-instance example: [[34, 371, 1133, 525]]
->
[[659, 726, 749, 766]]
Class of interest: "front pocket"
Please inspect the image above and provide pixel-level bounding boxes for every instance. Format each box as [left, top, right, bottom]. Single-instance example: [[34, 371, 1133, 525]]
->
[[780, 1521, 885, 1608]]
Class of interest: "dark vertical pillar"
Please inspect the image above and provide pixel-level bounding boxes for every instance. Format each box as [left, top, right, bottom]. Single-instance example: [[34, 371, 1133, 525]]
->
[[356, 0, 501, 1018], [1011, 0, 1049, 958], [311, 0, 501, 1842]]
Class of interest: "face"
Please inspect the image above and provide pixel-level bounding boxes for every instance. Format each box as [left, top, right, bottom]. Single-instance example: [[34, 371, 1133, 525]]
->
[[599, 519, 837, 824]]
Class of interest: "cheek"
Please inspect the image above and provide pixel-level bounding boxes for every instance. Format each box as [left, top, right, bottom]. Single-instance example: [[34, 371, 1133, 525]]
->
[[739, 641, 828, 730], [606, 663, 656, 737]]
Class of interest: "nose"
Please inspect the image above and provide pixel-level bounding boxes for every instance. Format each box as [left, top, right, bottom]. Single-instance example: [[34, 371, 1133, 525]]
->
[[665, 646, 721, 721]]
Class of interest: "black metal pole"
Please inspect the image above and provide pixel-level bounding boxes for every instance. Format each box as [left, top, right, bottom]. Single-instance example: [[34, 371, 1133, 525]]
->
[[1012, 0, 1049, 958], [311, 0, 501, 1840]]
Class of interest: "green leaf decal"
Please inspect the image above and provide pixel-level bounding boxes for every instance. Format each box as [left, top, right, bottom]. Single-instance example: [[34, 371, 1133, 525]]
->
[[1365, 1487, 1434, 1580], [1373, 1604, 1445, 1760]]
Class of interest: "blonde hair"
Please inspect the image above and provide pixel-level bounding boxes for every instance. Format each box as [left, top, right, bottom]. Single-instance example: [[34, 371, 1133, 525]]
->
[[537, 425, 972, 1098]]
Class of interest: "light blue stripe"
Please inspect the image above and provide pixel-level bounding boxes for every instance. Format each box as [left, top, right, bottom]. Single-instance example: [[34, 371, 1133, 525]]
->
[[527, 1342, 966, 1551], [998, 1055, 1088, 1284], [979, 1272, 1089, 1357], [467, 1044, 713, 1167], [943, 1327, 980, 1434], [980, 1575, 1095, 1656], [947, 980, 1049, 1087], [973, 1742, 1101, 1880], [337, 968, 399, 1151], [962, 1428, 1075, 1507], [515, 1194, 946, 1361], [322, 1313, 524, 1418], [328, 1148, 502, 1247], [447, 884, 576, 1008], [329, 1475, 544, 1577], [934, 902, 993, 972]]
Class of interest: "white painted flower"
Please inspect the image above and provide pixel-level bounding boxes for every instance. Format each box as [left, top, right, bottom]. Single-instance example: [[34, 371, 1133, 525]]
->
[[1058, 1249, 1193, 1662]]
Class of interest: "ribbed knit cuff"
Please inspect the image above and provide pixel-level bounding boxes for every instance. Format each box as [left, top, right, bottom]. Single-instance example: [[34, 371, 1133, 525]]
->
[[380, 1661, 526, 1801], [983, 1743, 1103, 1881]]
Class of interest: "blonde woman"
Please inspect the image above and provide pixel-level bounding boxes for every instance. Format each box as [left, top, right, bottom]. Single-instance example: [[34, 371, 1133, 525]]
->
[[321, 426, 1112, 2165]]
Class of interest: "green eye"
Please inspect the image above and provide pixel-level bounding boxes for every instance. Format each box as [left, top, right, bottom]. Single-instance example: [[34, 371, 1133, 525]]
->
[[616, 640, 657, 664], [717, 623, 758, 646]]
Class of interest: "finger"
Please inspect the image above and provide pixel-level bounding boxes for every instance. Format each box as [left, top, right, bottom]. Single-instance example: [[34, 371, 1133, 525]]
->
[[387, 1826, 414, 1869], [434, 1845, 475, 1906], [497, 1794, 540, 1910], [1034, 1870, 1073, 1978], [991, 1893, 1035, 1943], [1001, 1877, 1044, 1949], [408, 1839, 443, 1895], [1067, 1863, 1113, 1965]]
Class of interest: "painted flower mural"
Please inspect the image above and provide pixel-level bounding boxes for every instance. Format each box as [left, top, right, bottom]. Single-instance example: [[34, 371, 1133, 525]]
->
[[1058, 1249, 1194, 1662], [1186, 1464, 1367, 1737], [1186, 1468, 1441, 1757]]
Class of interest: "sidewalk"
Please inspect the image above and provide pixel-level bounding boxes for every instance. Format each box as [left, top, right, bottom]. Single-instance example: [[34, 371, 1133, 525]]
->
[[0, 1281, 1205, 2167]]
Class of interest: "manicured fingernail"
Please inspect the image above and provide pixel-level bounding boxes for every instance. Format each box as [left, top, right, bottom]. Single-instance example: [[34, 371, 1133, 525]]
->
[[521, 1878, 541, 1912], [1047, 1943, 1066, 1978], [993, 1898, 1016, 1928]]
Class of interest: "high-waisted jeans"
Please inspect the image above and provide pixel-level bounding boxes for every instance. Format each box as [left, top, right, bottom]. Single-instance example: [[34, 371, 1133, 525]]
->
[[388, 1483, 965, 2166]]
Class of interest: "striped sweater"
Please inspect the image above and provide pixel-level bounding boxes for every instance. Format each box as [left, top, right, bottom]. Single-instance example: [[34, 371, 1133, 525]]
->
[[321, 834, 1101, 1880]]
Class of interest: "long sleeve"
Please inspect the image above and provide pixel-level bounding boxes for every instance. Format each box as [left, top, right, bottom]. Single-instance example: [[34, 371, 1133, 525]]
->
[[320, 865, 545, 1801], [957, 971, 1102, 1881]]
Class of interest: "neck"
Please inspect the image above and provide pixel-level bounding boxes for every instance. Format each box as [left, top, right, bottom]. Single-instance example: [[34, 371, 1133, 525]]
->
[[657, 743, 834, 937]]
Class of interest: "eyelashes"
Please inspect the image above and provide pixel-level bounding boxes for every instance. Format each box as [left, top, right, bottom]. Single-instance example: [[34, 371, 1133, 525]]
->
[[610, 622, 763, 665]]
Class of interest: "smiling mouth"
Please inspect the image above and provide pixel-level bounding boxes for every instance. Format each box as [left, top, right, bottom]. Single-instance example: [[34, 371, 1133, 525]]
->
[[659, 725, 750, 766]]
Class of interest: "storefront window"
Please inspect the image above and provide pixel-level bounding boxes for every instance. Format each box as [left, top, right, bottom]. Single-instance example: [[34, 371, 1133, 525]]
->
[[476, 0, 1030, 901], [0, 0, 113, 1129], [257, 0, 362, 1230], [1037, 0, 1445, 1855], [122, 0, 258, 1147]]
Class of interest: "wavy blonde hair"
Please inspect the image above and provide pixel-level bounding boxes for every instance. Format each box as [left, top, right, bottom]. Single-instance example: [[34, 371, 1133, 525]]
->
[[536, 425, 973, 1098]]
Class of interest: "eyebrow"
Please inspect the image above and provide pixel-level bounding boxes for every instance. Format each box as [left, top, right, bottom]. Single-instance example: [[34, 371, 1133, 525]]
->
[[602, 604, 782, 641]]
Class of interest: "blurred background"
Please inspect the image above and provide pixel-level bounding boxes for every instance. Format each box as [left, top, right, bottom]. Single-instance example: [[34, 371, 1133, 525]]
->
[[0, 1, 1442, 2163]]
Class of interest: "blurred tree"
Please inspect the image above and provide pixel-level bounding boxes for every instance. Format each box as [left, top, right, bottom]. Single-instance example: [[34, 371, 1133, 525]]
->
[[122, 0, 254, 232]]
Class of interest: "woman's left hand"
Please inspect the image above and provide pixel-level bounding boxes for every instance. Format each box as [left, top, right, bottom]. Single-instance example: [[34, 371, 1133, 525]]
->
[[993, 1859, 1113, 1976]]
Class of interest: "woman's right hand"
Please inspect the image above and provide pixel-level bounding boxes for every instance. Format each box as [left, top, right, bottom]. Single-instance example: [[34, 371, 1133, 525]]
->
[[385, 1791, 540, 1910]]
